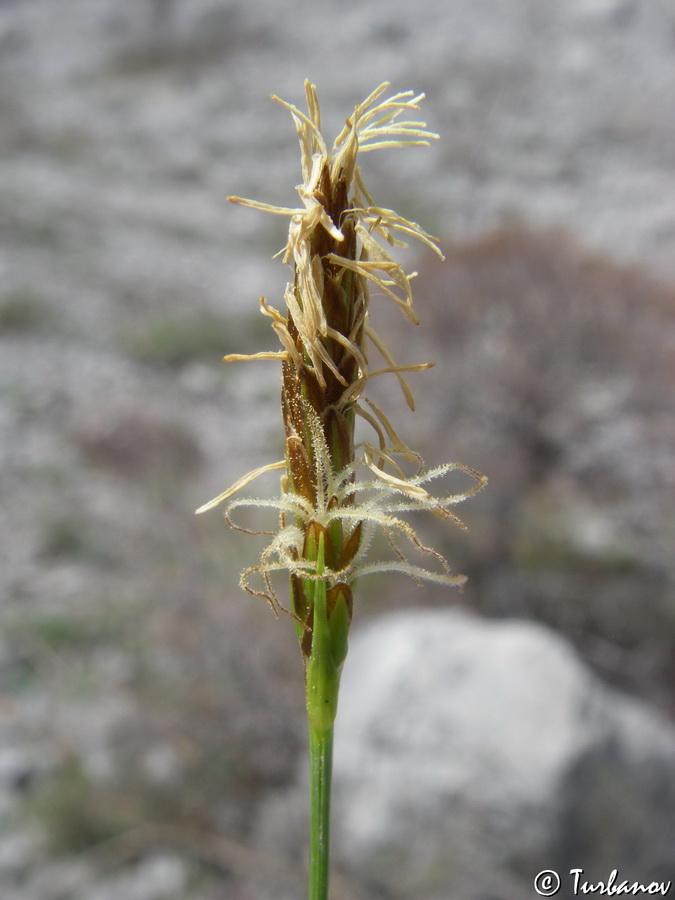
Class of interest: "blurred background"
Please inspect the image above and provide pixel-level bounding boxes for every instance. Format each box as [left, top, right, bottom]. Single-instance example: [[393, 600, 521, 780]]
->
[[1, 0, 674, 898]]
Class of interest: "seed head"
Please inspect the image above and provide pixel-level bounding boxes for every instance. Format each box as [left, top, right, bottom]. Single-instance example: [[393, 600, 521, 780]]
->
[[197, 82, 486, 626]]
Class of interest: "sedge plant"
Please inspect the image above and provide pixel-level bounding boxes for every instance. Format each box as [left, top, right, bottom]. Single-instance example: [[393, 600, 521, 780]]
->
[[197, 81, 486, 900]]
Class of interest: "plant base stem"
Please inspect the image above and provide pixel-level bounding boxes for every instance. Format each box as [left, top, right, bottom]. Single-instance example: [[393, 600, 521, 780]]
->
[[309, 723, 334, 900]]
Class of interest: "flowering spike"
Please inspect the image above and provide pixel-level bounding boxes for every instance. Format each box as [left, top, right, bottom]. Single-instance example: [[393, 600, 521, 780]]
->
[[199, 80, 486, 627]]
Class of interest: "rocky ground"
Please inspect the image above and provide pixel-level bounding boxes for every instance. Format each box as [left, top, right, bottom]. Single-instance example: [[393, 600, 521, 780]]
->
[[1, 1, 674, 898]]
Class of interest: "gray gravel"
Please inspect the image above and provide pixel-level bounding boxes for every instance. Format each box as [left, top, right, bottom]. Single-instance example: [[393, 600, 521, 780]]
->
[[1, 1, 674, 898]]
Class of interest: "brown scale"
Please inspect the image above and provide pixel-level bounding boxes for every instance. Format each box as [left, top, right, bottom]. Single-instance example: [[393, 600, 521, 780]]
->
[[282, 163, 365, 646]]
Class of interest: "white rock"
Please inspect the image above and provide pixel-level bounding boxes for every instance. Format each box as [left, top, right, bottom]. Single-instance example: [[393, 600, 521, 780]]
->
[[329, 609, 675, 897]]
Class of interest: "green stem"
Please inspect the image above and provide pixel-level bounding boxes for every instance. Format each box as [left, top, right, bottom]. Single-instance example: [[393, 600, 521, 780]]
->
[[308, 722, 334, 900], [303, 532, 344, 899]]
